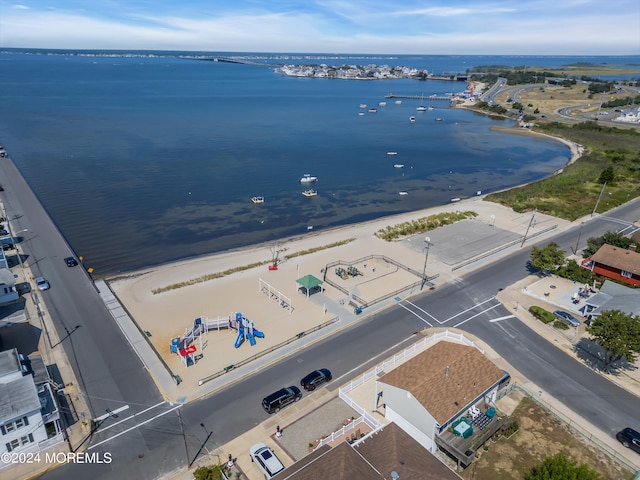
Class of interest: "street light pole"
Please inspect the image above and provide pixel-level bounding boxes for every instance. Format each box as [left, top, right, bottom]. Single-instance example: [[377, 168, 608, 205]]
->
[[421, 236, 432, 291], [573, 222, 585, 255]]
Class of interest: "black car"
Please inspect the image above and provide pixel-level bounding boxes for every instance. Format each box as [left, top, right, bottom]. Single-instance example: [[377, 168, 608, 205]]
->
[[0, 229, 8, 236], [64, 256, 78, 267], [1, 242, 13, 250], [261, 386, 301, 414], [616, 427, 640, 454], [300, 368, 332, 391]]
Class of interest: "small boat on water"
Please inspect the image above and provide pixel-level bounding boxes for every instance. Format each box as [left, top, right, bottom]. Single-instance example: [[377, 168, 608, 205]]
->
[[378, 101, 387, 106], [393, 164, 404, 169], [395, 100, 402, 104], [358, 112, 365, 116], [300, 174, 318, 183], [386, 151, 398, 156], [359, 104, 367, 108], [251, 196, 264, 204], [416, 93, 427, 111], [428, 106, 435, 111], [435, 117, 444, 122], [302, 189, 318, 197], [399, 191, 409, 195], [368, 108, 377, 113]]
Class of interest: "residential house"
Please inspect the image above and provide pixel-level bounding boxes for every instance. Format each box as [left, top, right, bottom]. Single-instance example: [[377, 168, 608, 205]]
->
[[0, 349, 62, 456], [0, 268, 19, 306], [273, 422, 462, 480], [582, 280, 640, 319], [581, 244, 640, 286], [376, 341, 509, 466]]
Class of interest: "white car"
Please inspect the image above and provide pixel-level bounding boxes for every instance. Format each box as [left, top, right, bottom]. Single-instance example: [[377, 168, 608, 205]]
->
[[249, 442, 285, 479], [35, 277, 50, 291]]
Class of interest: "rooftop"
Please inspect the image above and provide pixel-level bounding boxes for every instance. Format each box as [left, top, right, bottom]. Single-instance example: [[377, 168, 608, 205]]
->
[[379, 341, 504, 424]]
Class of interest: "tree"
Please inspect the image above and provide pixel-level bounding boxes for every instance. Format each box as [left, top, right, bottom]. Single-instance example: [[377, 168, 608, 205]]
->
[[587, 310, 640, 369], [525, 452, 602, 480], [583, 231, 633, 257], [598, 166, 615, 184], [530, 242, 566, 274]]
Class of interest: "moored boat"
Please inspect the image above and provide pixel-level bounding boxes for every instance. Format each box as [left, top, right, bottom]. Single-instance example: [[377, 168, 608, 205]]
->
[[300, 174, 318, 183], [359, 103, 367, 108], [393, 164, 404, 169], [302, 189, 318, 197], [399, 191, 409, 195], [368, 108, 377, 113], [251, 196, 264, 204], [409, 116, 416, 123], [386, 151, 398, 156]]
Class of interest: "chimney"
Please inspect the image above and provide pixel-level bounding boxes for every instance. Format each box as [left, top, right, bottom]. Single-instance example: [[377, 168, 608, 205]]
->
[[629, 244, 637, 252]]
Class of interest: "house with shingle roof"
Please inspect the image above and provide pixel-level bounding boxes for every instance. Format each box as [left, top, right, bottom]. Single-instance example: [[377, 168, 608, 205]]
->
[[273, 422, 462, 480], [582, 280, 640, 318], [581, 243, 640, 286], [376, 341, 508, 462]]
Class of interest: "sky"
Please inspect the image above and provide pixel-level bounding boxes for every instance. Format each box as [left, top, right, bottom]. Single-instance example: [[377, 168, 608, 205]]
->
[[1, 0, 639, 55]]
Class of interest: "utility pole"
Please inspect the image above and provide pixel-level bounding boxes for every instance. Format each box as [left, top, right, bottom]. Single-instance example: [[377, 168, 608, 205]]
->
[[592, 182, 607, 216], [521, 209, 537, 248]]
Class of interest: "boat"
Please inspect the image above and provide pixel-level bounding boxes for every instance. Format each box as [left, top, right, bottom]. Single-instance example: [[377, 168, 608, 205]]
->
[[394, 100, 402, 104], [416, 93, 427, 111], [399, 191, 409, 195], [435, 117, 444, 122], [251, 196, 264, 204], [393, 164, 404, 169], [378, 101, 387, 106], [386, 151, 398, 156], [428, 106, 434, 111], [358, 112, 365, 116], [300, 174, 318, 183], [368, 108, 377, 113], [359, 104, 367, 108], [302, 189, 318, 197], [409, 116, 416, 123]]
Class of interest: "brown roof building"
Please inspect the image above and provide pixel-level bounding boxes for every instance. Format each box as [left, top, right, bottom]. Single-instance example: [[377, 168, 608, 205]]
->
[[376, 340, 507, 459], [273, 423, 462, 480], [582, 244, 640, 286]]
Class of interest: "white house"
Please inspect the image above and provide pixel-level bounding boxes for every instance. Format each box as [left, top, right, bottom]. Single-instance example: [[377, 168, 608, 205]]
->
[[376, 340, 507, 454], [0, 268, 18, 306], [0, 349, 60, 455]]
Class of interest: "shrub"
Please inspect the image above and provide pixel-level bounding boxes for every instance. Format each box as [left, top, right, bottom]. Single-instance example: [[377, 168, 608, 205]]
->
[[529, 306, 555, 324], [553, 320, 570, 330]]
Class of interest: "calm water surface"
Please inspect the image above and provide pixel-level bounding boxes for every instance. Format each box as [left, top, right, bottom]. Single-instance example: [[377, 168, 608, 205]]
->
[[2, 51, 634, 274]]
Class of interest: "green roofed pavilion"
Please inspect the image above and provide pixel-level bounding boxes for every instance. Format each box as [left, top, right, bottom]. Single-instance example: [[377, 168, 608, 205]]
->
[[296, 274, 324, 298]]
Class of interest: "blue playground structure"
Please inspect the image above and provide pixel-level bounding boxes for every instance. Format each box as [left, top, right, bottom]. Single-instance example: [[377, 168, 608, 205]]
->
[[234, 313, 265, 348]]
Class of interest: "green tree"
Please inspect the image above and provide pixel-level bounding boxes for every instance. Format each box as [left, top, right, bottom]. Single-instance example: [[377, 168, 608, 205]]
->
[[193, 465, 224, 480], [530, 242, 566, 274], [598, 166, 615, 184], [525, 452, 602, 480], [583, 231, 633, 257], [587, 309, 640, 369]]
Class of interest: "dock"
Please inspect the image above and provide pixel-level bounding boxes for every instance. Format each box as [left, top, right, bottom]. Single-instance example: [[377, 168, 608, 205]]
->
[[385, 93, 453, 101]]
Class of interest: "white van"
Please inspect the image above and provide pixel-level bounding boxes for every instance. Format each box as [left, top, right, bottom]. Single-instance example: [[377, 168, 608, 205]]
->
[[249, 442, 285, 479]]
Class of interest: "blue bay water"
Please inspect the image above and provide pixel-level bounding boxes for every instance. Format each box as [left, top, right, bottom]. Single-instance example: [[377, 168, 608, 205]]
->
[[0, 51, 636, 275]]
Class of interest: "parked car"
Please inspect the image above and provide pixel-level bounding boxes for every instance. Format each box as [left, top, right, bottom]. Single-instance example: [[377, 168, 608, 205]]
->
[[553, 310, 581, 327], [616, 427, 640, 454], [35, 277, 50, 291], [2, 241, 14, 250], [300, 368, 332, 391], [261, 386, 301, 414], [249, 442, 285, 478], [64, 256, 78, 267], [0, 229, 8, 236]]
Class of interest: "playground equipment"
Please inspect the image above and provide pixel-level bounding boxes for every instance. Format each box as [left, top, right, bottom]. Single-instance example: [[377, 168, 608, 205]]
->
[[259, 278, 293, 313], [171, 314, 266, 366], [233, 313, 265, 349]]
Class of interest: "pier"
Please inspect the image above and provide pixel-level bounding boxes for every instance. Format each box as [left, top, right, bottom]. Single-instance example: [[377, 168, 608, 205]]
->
[[385, 93, 454, 101]]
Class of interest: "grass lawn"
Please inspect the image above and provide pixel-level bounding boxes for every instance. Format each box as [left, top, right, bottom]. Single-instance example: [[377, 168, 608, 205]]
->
[[461, 396, 634, 480]]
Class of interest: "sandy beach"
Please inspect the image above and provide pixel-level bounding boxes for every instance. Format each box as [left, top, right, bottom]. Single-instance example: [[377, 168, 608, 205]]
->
[[108, 164, 574, 392]]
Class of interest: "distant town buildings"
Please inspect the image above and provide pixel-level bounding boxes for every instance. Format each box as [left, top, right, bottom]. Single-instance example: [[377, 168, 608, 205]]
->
[[277, 64, 429, 80]]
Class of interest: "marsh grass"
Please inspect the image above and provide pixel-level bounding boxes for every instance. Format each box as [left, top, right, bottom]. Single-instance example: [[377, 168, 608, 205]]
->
[[375, 211, 478, 241], [486, 123, 640, 220]]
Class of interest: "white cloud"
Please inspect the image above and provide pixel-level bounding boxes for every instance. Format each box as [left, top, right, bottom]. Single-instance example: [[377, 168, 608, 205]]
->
[[12, 4, 30, 9]]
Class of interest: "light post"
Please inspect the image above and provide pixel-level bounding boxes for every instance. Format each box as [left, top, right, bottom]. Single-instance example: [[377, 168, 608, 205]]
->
[[573, 222, 584, 255], [421, 236, 432, 290]]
